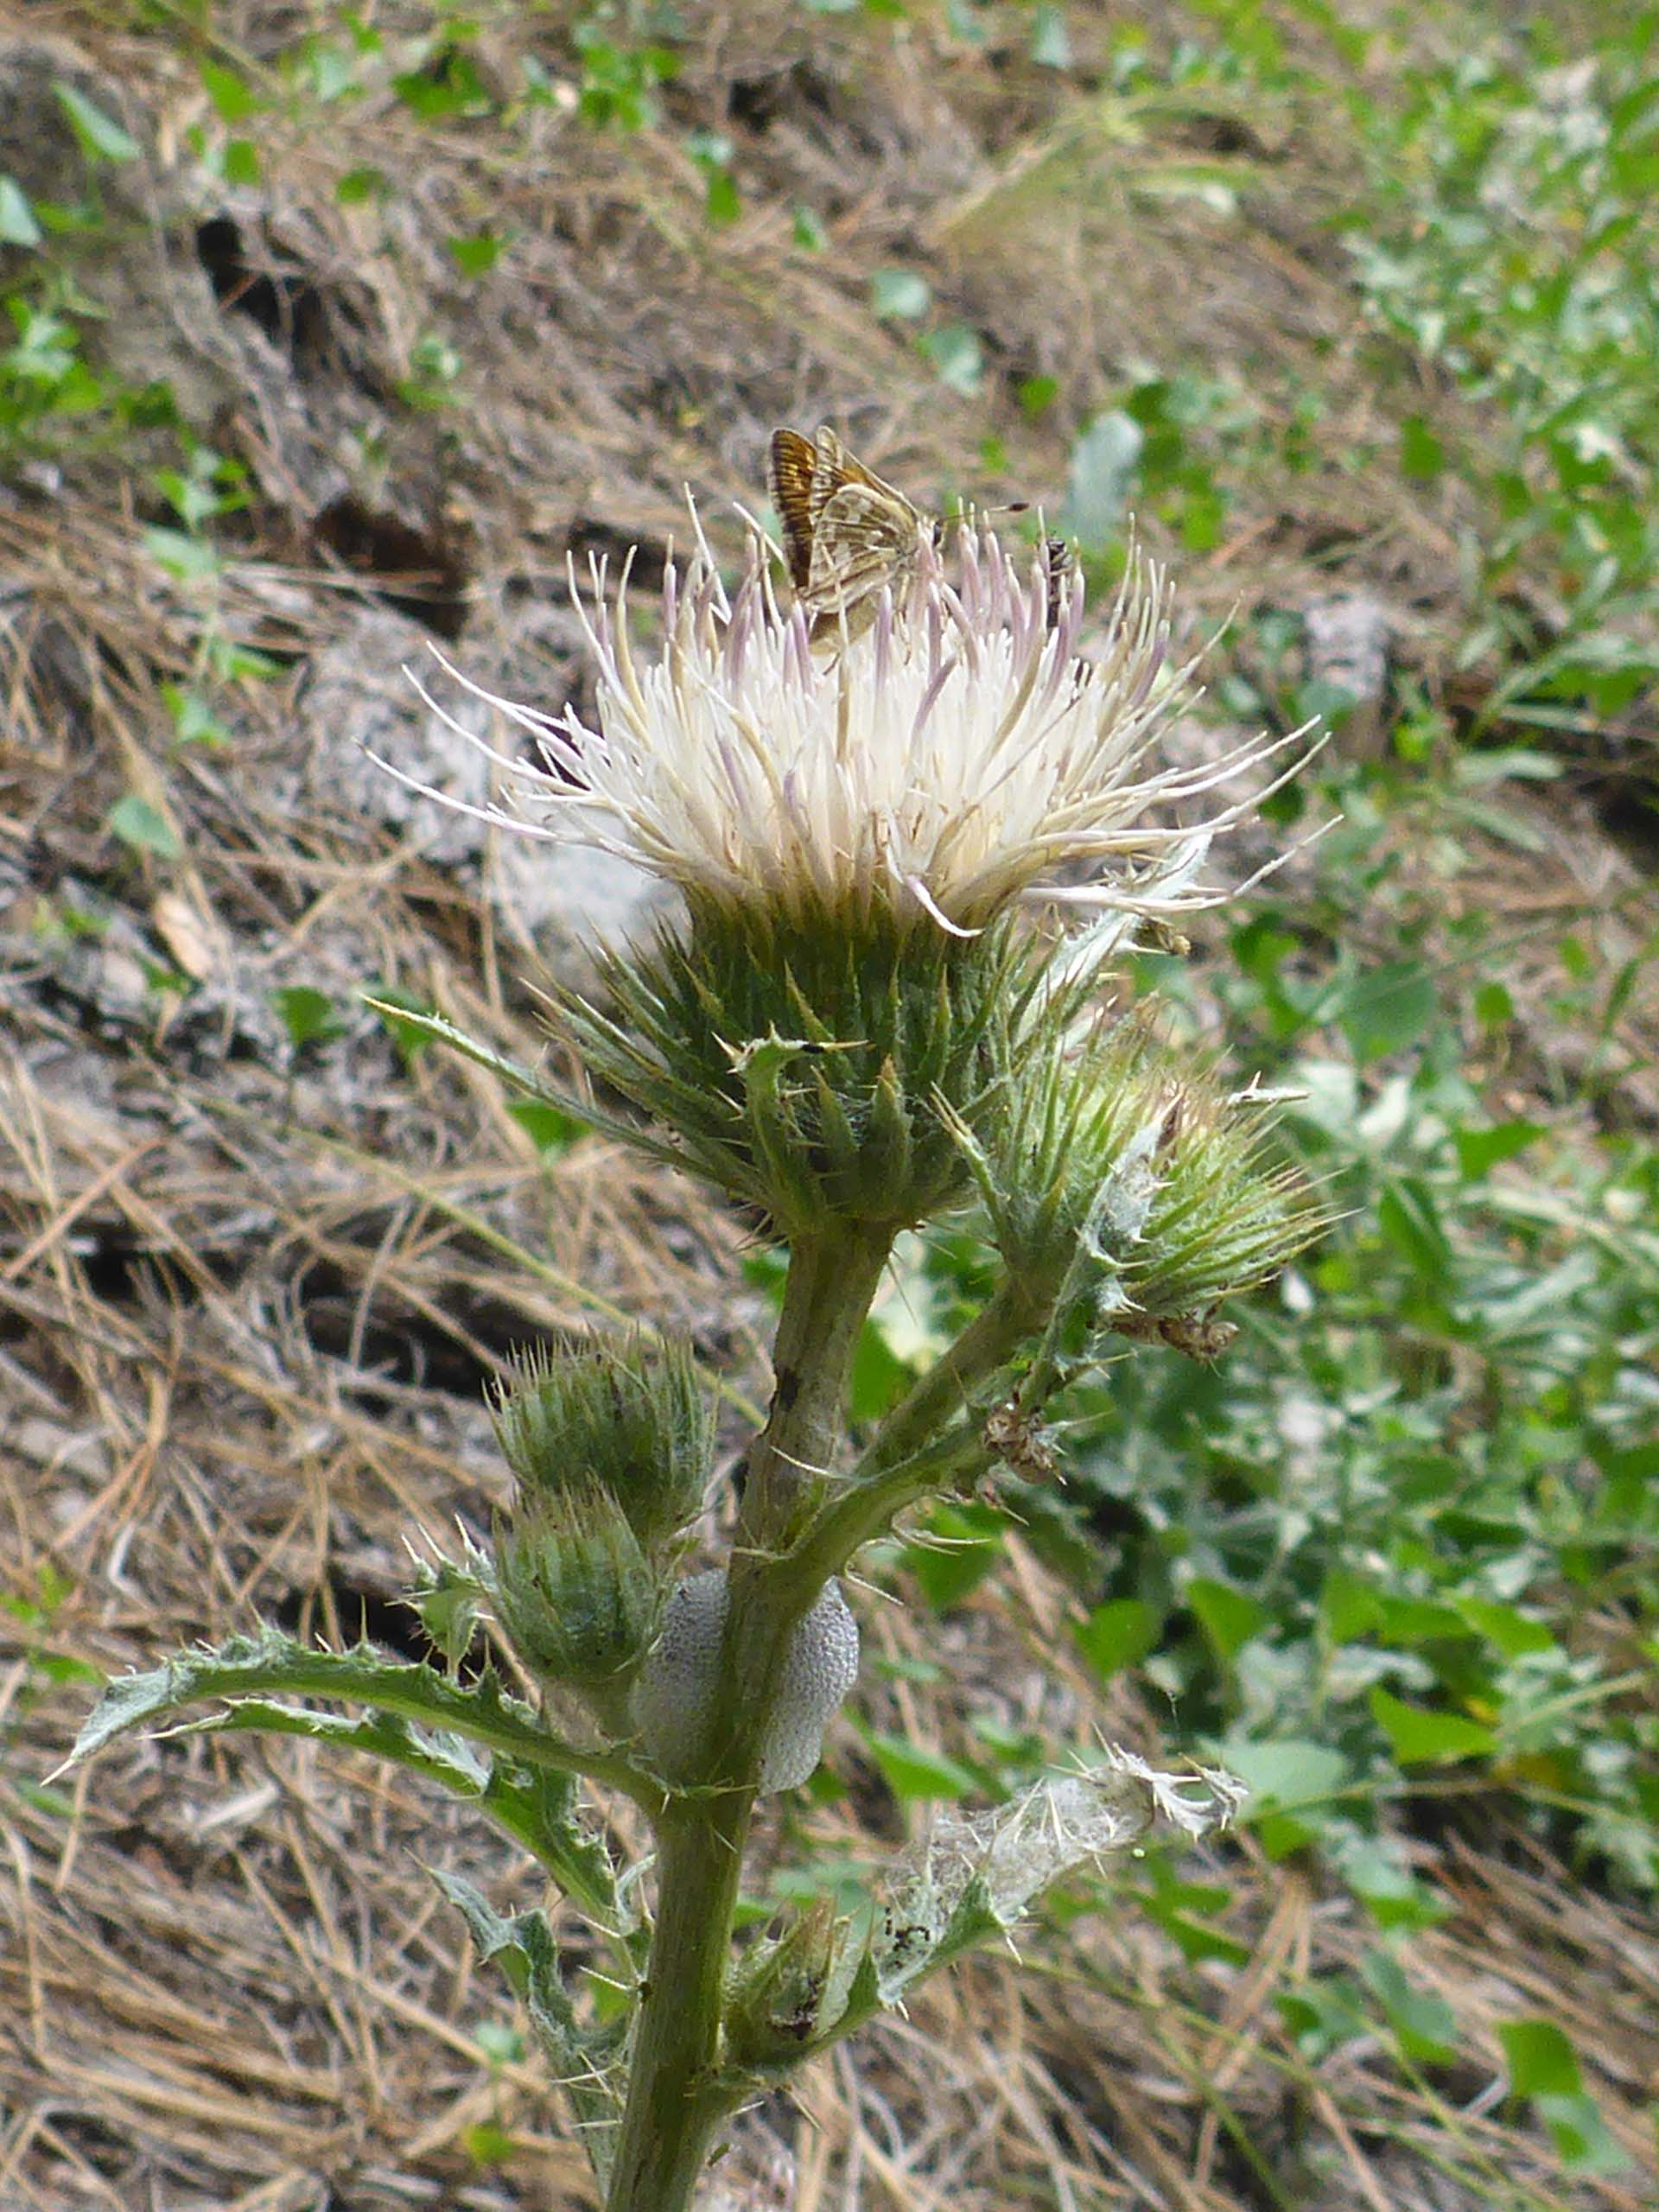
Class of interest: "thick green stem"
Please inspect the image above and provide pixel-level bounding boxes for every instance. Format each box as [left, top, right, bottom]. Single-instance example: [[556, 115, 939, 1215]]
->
[[861, 1277, 1038, 1478], [604, 1799, 750, 2211], [606, 1225, 893, 2212], [788, 1425, 993, 1593], [741, 1223, 895, 1554]]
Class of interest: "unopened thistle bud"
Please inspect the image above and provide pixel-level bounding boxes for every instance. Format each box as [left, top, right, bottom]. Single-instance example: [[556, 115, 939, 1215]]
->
[[632, 1571, 859, 1794], [493, 1487, 660, 1709], [724, 1897, 854, 2073], [493, 1334, 714, 1553], [1111, 1074, 1320, 1327], [949, 1017, 1320, 1362]]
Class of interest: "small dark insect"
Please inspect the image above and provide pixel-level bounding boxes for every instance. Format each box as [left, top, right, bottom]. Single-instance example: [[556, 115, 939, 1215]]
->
[[1115, 1308, 1239, 1362], [1042, 533, 1077, 631], [982, 1400, 1058, 1482], [768, 425, 938, 645]]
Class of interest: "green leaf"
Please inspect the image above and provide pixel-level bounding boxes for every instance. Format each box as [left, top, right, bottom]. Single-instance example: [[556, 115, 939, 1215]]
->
[[1338, 1841, 1448, 1932], [1016, 373, 1058, 417], [1597, 1438, 1659, 1522], [161, 683, 232, 749], [271, 984, 343, 1050], [64, 1628, 629, 1798], [868, 1732, 981, 1801], [1376, 1179, 1452, 1281], [107, 794, 181, 859], [407, 1557, 486, 1668], [871, 267, 931, 320], [461, 2120, 516, 2166], [1360, 1950, 1458, 2063], [703, 168, 741, 226], [1372, 1592, 1469, 1645], [1063, 411, 1143, 547], [1370, 1688, 1497, 1766], [336, 166, 385, 205], [1497, 2022, 1632, 2176], [1499, 2017, 1581, 2100], [1219, 1738, 1350, 1817], [1320, 1569, 1383, 1642], [222, 139, 261, 186], [392, 50, 491, 121], [15, 1780, 77, 1819], [849, 1315, 912, 1426], [1337, 961, 1437, 1063], [507, 1097, 587, 1154], [200, 60, 262, 124], [447, 229, 505, 277], [143, 525, 221, 582], [1185, 1578, 1266, 1661], [1455, 1598, 1555, 1659], [1399, 413, 1445, 481], [1075, 1597, 1160, 1680], [433, 1875, 625, 2185], [918, 321, 983, 396], [54, 84, 142, 163], [791, 204, 827, 251], [0, 175, 42, 247], [902, 1503, 1004, 1611], [1535, 2092, 1629, 2175], [1278, 1973, 1370, 2057], [1147, 1904, 1251, 1967], [188, 1699, 626, 1923], [1454, 1120, 1545, 1179]]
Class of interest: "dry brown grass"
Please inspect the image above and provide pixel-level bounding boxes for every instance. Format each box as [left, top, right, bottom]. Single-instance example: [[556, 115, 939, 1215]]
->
[[2, 4, 1656, 2208]]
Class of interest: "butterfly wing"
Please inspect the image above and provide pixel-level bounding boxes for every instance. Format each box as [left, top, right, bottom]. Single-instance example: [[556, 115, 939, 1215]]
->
[[807, 483, 925, 613], [770, 425, 932, 641], [769, 429, 819, 592]]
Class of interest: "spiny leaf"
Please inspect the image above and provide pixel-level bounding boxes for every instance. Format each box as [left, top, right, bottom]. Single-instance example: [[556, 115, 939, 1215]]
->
[[177, 1700, 622, 1924], [433, 1874, 626, 2187], [60, 1627, 642, 1798]]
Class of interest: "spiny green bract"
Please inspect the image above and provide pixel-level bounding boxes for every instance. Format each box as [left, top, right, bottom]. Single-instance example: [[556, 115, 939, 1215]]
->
[[950, 1014, 1320, 1347], [493, 1487, 660, 1700], [723, 1897, 854, 2073], [493, 1333, 714, 1554], [555, 903, 1066, 1238]]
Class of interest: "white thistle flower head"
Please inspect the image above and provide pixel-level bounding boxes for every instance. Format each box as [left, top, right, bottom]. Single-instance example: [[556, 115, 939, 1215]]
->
[[402, 512, 1312, 941]]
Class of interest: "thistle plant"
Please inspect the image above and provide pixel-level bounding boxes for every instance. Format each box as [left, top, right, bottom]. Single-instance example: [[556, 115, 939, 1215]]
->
[[64, 505, 1319, 2209]]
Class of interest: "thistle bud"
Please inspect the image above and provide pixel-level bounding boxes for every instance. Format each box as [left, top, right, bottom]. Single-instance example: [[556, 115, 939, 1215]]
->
[[632, 1571, 859, 1794], [1110, 1077, 1319, 1328], [724, 1897, 853, 2073], [493, 1334, 715, 1553], [493, 1487, 659, 1707], [950, 1016, 1321, 1358]]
